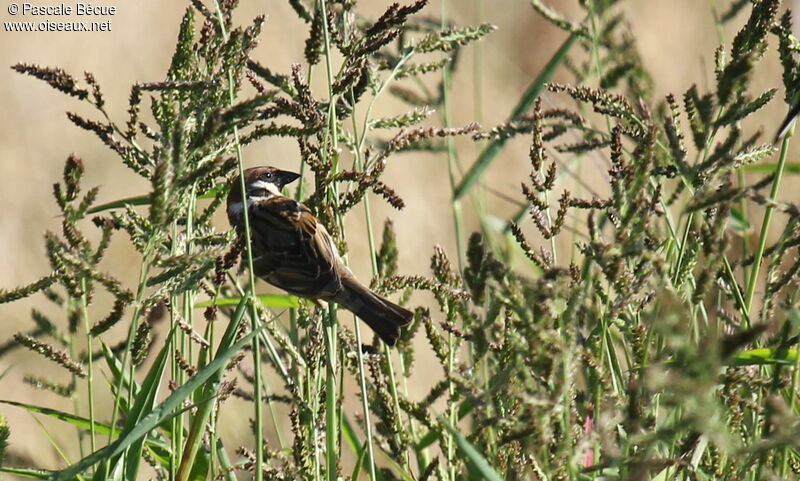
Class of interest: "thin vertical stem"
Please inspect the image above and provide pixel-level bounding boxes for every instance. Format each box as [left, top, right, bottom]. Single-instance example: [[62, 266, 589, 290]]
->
[[348, 70, 379, 481], [318, 1, 341, 479], [67, 338, 84, 459], [352, 321, 377, 480], [473, 0, 485, 128], [781, 287, 800, 477], [441, 0, 466, 272], [744, 126, 793, 314], [357, 181, 413, 475], [79, 277, 96, 453], [107, 239, 154, 440], [324, 304, 339, 481], [168, 220, 181, 481], [441, 3, 461, 479], [210, 3, 265, 479], [179, 185, 199, 474]]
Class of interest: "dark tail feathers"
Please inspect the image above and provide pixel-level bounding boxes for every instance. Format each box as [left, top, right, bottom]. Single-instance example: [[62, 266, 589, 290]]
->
[[336, 279, 413, 346]]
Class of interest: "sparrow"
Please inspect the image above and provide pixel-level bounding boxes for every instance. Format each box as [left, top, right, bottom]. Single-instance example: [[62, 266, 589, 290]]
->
[[226, 166, 413, 345]]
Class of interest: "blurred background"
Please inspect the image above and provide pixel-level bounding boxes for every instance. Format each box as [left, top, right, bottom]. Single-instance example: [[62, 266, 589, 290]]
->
[[0, 0, 797, 471]]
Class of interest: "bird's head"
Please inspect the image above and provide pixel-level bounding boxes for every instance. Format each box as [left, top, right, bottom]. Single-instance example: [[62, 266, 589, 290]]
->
[[226, 166, 300, 221]]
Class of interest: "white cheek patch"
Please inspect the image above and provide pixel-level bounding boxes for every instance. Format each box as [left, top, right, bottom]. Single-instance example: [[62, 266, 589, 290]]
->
[[250, 180, 282, 196], [229, 180, 282, 218]]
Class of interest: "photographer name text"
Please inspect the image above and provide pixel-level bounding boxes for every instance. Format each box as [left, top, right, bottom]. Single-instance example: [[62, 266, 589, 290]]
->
[[10, 3, 116, 16], [5, 2, 116, 32]]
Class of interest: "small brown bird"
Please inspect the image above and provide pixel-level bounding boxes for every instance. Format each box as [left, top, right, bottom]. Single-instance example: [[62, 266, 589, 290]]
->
[[226, 166, 413, 345]]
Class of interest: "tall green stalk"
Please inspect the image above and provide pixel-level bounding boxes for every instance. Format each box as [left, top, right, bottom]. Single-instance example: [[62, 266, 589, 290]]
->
[[318, 1, 341, 479], [441, 1, 466, 273], [347, 55, 379, 481], [744, 126, 794, 315], [203, 3, 266, 480], [104, 239, 155, 478], [79, 277, 96, 453]]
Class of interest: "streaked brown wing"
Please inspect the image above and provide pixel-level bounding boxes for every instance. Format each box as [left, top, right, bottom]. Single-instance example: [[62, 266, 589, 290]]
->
[[249, 196, 343, 299]]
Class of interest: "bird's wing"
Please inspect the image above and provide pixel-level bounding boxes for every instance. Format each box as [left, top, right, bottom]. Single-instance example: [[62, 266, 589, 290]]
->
[[249, 196, 343, 298]]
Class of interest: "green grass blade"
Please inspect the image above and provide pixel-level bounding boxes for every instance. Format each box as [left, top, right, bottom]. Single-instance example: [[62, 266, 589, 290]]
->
[[100, 341, 138, 403], [728, 208, 752, 235], [342, 415, 384, 481], [349, 440, 368, 481], [86, 185, 224, 214], [145, 441, 172, 470], [729, 348, 797, 366], [416, 398, 476, 450], [215, 439, 239, 481], [121, 329, 173, 481], [0, 400, 171, 473], [375, 450, 413, 481], [86, 194, 152, 214], [51, 329, 259, 481], [0, 400, 113, 435], [441, 420, 504, 481], [177, 296, 251, 481], [187, 450, 210, 481], [741, 163, 800, 174], [195, 294, 299, 309], [340, 414, 361, 458], [453, 32, 577, 200], [0, 466, 55, 479]]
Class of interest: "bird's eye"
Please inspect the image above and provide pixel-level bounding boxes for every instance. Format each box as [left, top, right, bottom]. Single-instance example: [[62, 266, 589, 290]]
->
[[260, 172, 273, 181]]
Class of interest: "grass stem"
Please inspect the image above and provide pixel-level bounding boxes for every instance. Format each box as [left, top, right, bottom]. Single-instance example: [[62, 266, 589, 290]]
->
[[743, 125, 794, 315]]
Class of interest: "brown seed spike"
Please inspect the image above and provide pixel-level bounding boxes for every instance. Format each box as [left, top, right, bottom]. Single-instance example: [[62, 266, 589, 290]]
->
[[12, 63, 89, 100]]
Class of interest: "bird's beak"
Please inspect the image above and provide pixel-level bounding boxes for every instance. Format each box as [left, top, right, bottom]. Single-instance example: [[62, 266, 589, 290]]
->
[[278, 170, 301, 185]]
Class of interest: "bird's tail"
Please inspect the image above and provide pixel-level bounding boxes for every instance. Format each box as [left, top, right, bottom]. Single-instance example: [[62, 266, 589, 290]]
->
[[336, 278, 413, 346]]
